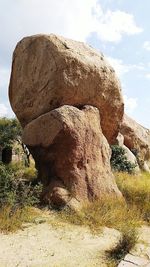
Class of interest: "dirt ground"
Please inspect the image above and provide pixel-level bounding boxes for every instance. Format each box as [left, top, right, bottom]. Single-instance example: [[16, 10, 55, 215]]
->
[[1, 209, 150, 267], [0, 210, 120, 267]]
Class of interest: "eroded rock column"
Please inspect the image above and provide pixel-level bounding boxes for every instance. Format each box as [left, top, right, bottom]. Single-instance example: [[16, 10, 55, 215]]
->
[[23, 105, 121, 209]]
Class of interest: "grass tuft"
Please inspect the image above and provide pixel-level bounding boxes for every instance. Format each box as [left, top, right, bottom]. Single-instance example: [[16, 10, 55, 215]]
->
[[57, 197, 141, 233], [106, 225, 138, 266], [116, 171, 150, 223], [57, 171, 150, 265], [58, 198, 140, 266], [0, 206, 38, 233]]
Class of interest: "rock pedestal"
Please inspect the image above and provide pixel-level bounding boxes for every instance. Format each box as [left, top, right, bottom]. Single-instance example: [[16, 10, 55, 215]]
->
[[23, 105, 121, 208]]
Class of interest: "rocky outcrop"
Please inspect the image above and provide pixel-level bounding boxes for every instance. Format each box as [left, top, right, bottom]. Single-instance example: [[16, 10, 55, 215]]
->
[[23, 105, 121, 209], [123, 145, 140, 173], [9, 34, 124, 144], [9, 34, 124, 209], [120, 114, 150, 171], [116, 133, 140, 173]]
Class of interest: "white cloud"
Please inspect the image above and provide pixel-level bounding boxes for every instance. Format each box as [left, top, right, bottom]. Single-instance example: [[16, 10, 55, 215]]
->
[[94, 10, 142, 43], [0, 103, 8, 117], [0, 0, 99, 53], [123, 95, 138, 114], [0, 66, 10, 89], [145, 73, 150, 79], [0, 0, 143, 119], [107, 57, 145, 78], [143, 41, 150, 51], [0, 0, 142, 58], [0, 102, 14, 118]]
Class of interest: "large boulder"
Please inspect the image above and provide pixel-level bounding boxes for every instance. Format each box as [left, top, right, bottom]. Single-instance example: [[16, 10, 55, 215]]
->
[[9, 34, 124, 144], [23, 105, 122, 209], [120, 114, 150, 171]]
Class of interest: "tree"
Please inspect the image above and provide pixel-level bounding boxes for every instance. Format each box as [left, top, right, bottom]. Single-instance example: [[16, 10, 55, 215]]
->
[[0, 117, 22, 148], [110, 145, 136, 174], [0, 117, 30, 166]]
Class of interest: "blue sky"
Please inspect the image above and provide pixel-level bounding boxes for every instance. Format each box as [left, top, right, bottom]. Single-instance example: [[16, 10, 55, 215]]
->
[[0, 0, 150, 128]]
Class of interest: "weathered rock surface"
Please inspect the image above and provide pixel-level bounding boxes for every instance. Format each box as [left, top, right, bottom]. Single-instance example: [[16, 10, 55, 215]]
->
[[120, 114, 150, 171], [23, 105, 121, 208], [9, 34, 124, 144]]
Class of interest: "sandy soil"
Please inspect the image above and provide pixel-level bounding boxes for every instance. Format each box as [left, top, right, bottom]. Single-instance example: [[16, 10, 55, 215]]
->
[[0, 210, 120, 267]]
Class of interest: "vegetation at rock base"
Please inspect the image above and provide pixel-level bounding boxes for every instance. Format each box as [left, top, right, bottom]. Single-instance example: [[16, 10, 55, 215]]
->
[[106, 171, 150, 266], [57, 171, 150, 266], [1, 165, 149, 264], [57, 197, 141, 233], [116, 171, 150, 223], [0, 162, 42, 233], [110, 145, 136, 173], [0, 205, 39, 233], [0, 117, 150, 265]]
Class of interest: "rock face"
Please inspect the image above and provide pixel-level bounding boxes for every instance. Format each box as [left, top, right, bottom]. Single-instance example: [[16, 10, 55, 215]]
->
[[9, 34, 124, 144], [23, 105, 121, 208], [120, 114, 150, 171]]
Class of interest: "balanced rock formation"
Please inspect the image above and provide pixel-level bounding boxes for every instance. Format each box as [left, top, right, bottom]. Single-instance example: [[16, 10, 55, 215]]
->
[[120, 114, 150, 171], [23, 105, 121, 208], [9, 34, 123, 209], [9, 34, 124, 144]]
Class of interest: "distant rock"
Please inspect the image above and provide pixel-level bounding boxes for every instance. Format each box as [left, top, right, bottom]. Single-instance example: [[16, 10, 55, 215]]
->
[[116, 133, 140, 173], [120, 114, 150, 171], [23, 105, 122, 208], [9, 34, 124, 144], [123, 145, 140, 173]]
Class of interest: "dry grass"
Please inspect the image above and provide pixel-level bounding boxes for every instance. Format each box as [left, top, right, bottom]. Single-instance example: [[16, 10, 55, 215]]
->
[[57, 172, 150, 232], [58, 197, 140, 266], [57, 171, 150, 265], [116, 171, 150, 223], [57, 196, 141, 233], [1, 170, 150, 265], [0, 206, 38, 233], [106, 225, 138, 266]]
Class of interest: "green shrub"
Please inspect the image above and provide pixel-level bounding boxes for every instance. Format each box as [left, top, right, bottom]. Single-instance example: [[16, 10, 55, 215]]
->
[[110, 145, 136, 174], [0, 117, 22, 148], [0, 162, 42, 209], [0, 162, 43, 232]]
